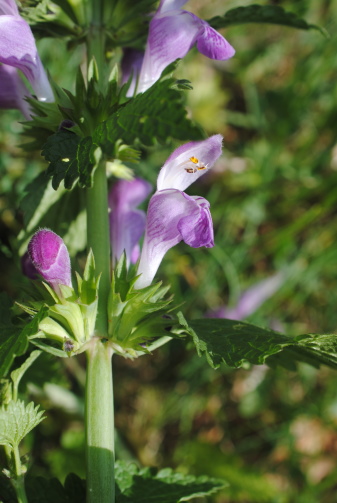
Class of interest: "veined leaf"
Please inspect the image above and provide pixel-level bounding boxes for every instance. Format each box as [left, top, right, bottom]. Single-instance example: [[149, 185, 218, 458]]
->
[[0, 400, 45, 449], [115, 461, 227, 502], [177, 314, 337, 370], [208, 4, 326, 35]]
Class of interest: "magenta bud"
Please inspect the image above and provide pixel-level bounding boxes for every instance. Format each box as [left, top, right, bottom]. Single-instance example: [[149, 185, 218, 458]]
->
[[28, 229, 72, 290], [21, 251, 39, 280]]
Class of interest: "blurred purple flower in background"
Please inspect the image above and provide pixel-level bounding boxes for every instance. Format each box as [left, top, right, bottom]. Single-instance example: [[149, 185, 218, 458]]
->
[[136, 0, 235, 93], [0, 0, 53, 103], [27, 229, 72, 293], [0, 65, 32, 118], [135, 135, 223, 288], [209, 273, 284, 321], [109, 178, 152, 266]]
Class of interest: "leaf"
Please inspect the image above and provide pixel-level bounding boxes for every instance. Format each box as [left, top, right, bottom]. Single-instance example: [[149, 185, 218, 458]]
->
[[208, 4, 326, 35], [178, 314, 337, 370], [115, 461, 227, 502], [95, 73, 203, 153], [0, 294, 27, 379], [25, 473, 85, 503], [0, 400, 45, 449], [10, 350, 41, 398], [19, 172, 66, 231], [41, 131, 95, 190], [0, 472, 17, 503]]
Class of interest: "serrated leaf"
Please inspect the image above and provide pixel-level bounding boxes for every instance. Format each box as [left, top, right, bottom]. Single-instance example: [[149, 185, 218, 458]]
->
[[115, 461, 227, 502], [0, 400, 45, 449], [95, 75, 203, 153], [208, 4, 326, 35], [178, 314, 337, 370], [42, 131, 95, 190]]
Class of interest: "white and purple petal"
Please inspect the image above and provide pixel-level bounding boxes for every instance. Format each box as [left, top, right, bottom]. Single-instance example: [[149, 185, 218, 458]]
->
[[196, 19, 235, 60], [157, 134, 223, 191], [109, 178, 152, 265], [135, 189, 214, 288], [0, 0, 19, 16], [137, 10, 201, 93], [157, 0, 188, 14], [0, 16, 53, 102]]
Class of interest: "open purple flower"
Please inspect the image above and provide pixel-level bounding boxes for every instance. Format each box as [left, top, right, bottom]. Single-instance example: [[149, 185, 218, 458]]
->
[[0, 65, 32, 118], [135, 135, 223, 288], [136, 0, 235, 93], [28, 229, 72, 292], [0, 0, 53, 102], [109, 178, 152, 266]]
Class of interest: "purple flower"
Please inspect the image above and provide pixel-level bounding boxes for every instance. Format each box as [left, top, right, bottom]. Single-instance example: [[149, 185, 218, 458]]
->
[[137, 0, 235, 93], [0, 0, 53, 102], [209, 274, 284, 320], [28, 229, 72, 292], [121, 48, 145, 97], [135, 135, 223, 288], [21, 251, 39, 280], [109, 178, 152, 266], [0, 65, 32, 118]]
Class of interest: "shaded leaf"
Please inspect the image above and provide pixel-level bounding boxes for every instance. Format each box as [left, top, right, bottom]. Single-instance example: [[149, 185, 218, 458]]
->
[[178, 314, 337, 370], [41, 131, 95, 190], [209, 4, 325, 35]]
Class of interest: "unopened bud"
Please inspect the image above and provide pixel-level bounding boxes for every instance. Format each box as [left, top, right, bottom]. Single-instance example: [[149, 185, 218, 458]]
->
[[28, 229, 72, 291]]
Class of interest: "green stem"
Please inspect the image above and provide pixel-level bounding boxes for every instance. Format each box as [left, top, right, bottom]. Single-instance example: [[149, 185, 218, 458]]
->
[[85, 338, 115, 503], [86, 160, 111, 336], [11, 446, 28, 503], [86, 159, 115, 502], [86, 0, 106, 92]]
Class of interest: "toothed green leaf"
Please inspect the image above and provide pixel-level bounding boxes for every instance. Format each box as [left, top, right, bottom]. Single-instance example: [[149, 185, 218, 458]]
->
[[0, 400, 45, 449]]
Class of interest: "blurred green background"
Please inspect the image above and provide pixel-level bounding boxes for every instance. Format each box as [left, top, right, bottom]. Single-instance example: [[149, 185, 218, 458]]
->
[[2, 0, 337, 501]]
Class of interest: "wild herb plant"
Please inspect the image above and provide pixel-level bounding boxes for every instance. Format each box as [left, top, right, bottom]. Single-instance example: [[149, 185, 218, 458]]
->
[[0, 1, 335, 502]]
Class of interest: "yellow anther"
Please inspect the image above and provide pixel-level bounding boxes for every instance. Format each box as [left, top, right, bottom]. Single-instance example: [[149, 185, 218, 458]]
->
[[189, 156, 199, 164]]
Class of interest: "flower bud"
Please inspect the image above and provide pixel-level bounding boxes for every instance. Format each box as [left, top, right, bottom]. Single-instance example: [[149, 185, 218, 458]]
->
[[28, 229, 72, 292]]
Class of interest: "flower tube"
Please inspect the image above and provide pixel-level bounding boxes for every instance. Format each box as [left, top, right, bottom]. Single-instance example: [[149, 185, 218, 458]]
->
[[137, 0, 235, 93], [0, 0, 53, 102], [135, 135, 222, 288], [109, 178, 152, 265]]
